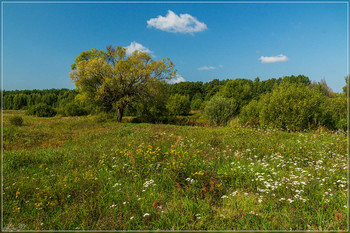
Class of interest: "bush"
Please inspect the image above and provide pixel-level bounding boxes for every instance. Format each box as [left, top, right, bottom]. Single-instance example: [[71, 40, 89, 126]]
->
[[337, 119, 347, 132], [64, 103, 87, 116], [9, 116, 23, 126], [26, 103, 57, 117], [259, 82, 322, 131], [203, 96, 238, 126], [131, 81, 170, 123], [166, 94, 191, 116], [318, 94, 347, 130], [218, 79, 254, 112], [239, 99, 261, 126], [191, 98, 203, 110], [90, 112, 110, 123]]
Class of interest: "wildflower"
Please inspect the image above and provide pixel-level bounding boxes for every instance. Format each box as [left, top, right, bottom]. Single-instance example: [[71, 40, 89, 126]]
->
[[230, 191, 238, 197], [221, 195, 228, 199], [143, 179, 154, 188], [130, 216, 134, 220], [144, 213, 150, 217]]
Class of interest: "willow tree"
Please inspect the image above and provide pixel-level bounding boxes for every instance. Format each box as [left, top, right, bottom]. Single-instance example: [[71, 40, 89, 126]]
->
[[69, 46, 176, 122]]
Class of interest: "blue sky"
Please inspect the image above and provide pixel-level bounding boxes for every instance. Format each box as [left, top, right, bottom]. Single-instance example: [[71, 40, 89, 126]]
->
[[2, 1, 348, 92]]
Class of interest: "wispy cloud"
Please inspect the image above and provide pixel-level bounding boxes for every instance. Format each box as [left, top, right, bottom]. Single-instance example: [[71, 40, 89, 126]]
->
[[147, 10, 207, 34], [198, 65, 223, 71], [259, 54, 289, 63], [198, 66, 216, 71], [168, 74, 186, 84], [125, 41, 152, 55]]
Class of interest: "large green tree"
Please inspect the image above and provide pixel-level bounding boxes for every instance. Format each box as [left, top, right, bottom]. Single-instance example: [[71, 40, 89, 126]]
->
[[69, 46, 176, 122]]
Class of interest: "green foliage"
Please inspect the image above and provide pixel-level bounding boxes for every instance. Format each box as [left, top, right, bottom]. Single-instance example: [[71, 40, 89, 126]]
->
[[318, 94, 347, 129], [63, 102, 87, 116], [252, 78, 278, 100], [26, 103, 57, 117], [259, 82, 322, 131], [166, 94, 191, 116], [203, 96, 238, 125], [168, 81, 204, 101], [203, 79, 230, 101], [218, 79, 254, 112], [342, 75, 349, 94], [91, 112, 108, 123], [190, 98, 203, 110], [90, 112, 110, 123], [13, 94, 28, 110], [190, 93, 203, 110], [310, 79, 335, 98], [279, 75, 311, 86], [3, 89, 77, 110], [70, 45, 176, 122], [337, 119, 347, 131], [131, 81, 170, 123], [239, 99, 261, 126], [9, 116, 24, 126]]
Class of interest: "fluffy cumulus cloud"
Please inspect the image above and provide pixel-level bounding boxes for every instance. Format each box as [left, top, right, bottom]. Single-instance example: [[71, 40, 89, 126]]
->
[[259, 54, 289, 63], [147, 10, 207, 34], [125, 41, 152, 55], [168, 74, 186, 84], [198, 66, 216, 71]]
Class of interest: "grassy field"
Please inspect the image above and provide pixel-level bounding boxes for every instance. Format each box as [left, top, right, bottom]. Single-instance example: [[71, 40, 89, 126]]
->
[[2, 110, 348, 230]]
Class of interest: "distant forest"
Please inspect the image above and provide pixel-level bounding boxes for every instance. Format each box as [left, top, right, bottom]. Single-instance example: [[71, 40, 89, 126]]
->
[[3, 75, 348, 131]]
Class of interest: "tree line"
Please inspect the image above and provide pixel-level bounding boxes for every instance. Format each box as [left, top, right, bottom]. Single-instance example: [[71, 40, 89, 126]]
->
[[3, 74, 347, 131], [3, 45, 348, 131]]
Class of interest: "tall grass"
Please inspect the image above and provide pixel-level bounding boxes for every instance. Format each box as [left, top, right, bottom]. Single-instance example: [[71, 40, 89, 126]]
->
[[2, 110, 348, 230]]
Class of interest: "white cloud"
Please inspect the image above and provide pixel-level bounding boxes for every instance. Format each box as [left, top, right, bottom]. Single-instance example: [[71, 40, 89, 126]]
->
[[125, 41, 152, 55], [168, 75, 186, 84], [198, 66, 216, 71], [147, 10, 207, 34], [259, 54, 289, 63]]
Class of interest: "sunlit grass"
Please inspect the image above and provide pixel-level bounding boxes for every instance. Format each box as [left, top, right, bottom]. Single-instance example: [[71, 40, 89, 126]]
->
[[2, 110, 348, 230]]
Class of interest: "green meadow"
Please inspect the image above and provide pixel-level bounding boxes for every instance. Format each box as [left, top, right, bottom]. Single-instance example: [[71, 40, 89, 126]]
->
[[2, 110, 348, 230]]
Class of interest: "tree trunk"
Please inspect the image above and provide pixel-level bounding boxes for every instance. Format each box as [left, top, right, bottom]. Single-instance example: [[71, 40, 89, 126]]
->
[[116, 107, 124, 122]]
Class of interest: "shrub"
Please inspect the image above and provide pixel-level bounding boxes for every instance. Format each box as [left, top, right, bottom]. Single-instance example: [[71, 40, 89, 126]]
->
[[259, 82, 322, 131], [239, 99, 261, 126], [9, 116, 23, 126], [218, 79, 254, 112], [64, 103, 87, 116], [26, 103, 57, 117], [166, 94, 191, 116], [203, 96, 238, 126], [337, 119, 347, 132], [318, 94, 347, 130], [191, 98, 203, 110], [90, 112, 109, 123], [131, 81, 170, 123]]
